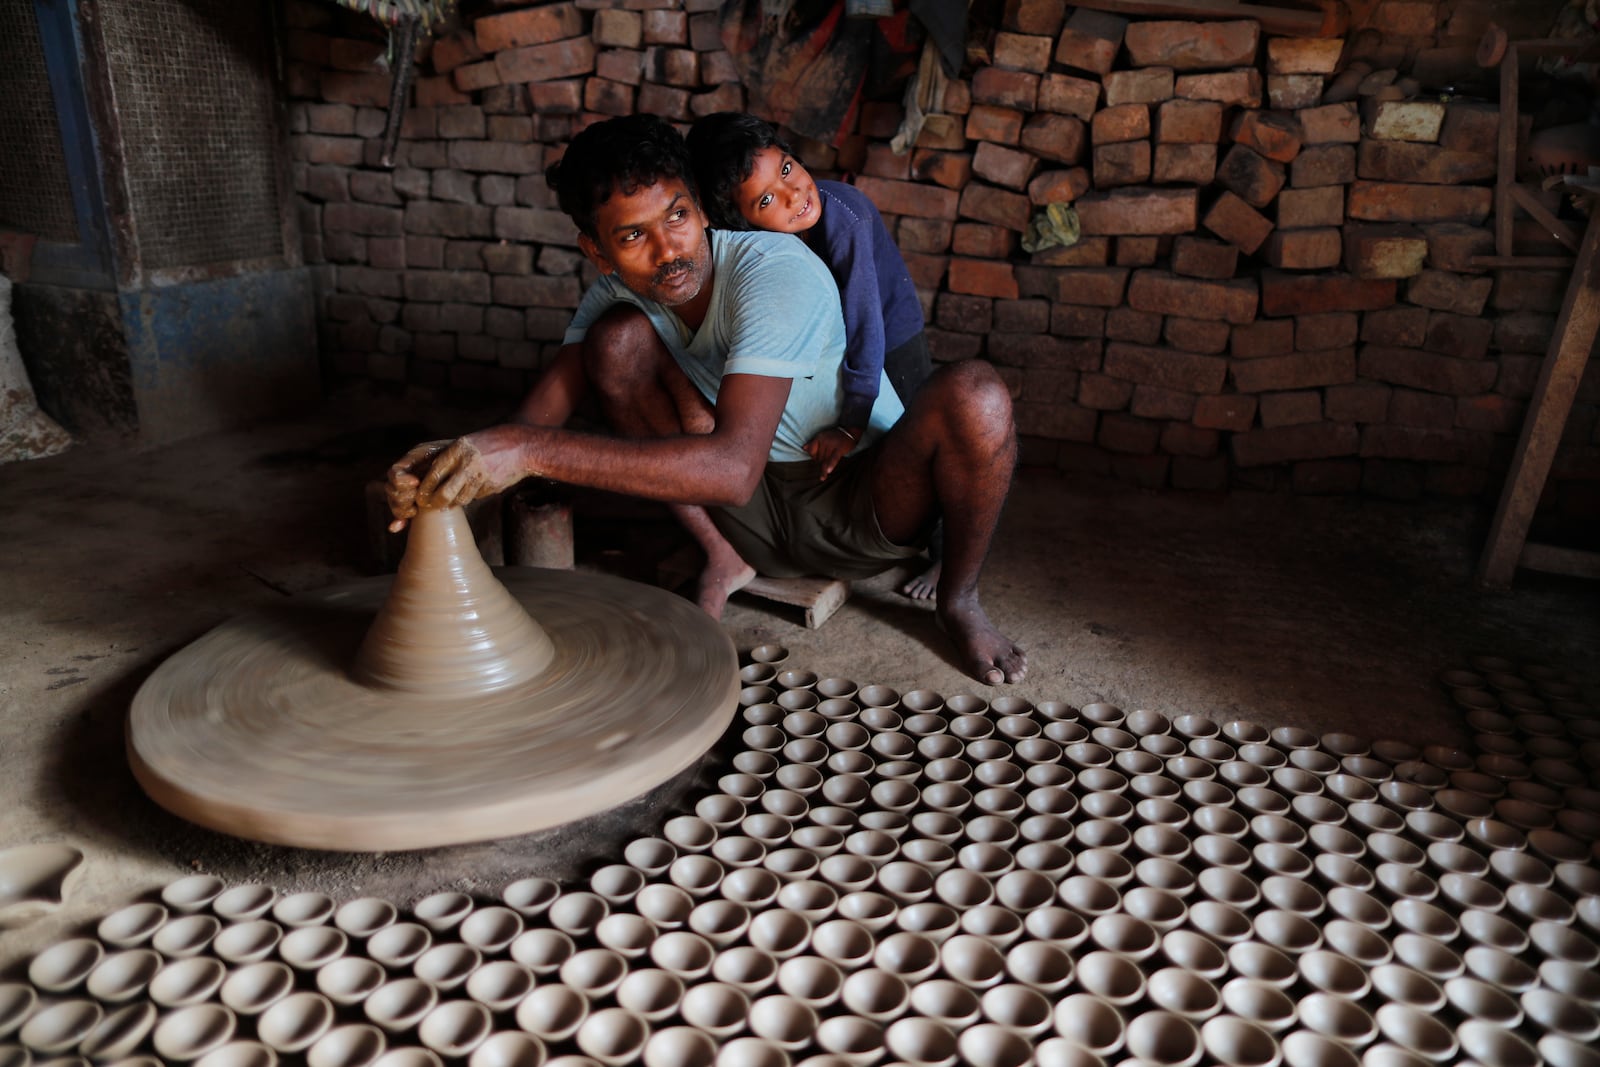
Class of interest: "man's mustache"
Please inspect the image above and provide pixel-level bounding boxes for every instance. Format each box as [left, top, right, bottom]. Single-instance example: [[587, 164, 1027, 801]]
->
[[654, 259, 695, 285]]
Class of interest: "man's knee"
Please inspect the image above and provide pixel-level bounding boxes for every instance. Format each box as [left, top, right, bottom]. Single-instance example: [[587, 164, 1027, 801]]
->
[[928, 360, 1014, 432], [584, 305, 664, 389]]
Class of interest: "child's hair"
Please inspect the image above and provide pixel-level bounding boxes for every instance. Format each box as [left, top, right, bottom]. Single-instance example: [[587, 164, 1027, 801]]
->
[[686, 112, 793, 231], [547, 114, 700, 240]]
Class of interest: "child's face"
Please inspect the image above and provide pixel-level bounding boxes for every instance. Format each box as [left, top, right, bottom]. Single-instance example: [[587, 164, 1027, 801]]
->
[[734, 146, 821, 234]]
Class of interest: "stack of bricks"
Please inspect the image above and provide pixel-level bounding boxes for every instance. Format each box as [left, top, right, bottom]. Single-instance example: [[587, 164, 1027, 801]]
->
[[286, 0, 1594, 503]]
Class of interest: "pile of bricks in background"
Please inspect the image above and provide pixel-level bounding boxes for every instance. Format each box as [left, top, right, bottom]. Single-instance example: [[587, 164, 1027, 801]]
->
[[285, 0, 1599, 508]]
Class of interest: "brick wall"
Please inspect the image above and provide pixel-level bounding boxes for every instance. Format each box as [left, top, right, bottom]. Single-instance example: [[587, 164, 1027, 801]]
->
[[284, 0, 1600, 509]]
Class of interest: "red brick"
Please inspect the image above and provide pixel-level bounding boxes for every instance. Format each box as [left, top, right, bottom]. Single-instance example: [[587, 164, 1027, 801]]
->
[[1388, 388, 1456, 429], [1267, 75, 1323, 110], [1079, 373, 1134, 410], [595, 49, 644, 86], [1289, 144, 1355, 187], [642, 10, 688, 44], [1091, 104, 1150, 145], [1053, 267, 1130, 307], [1051, 305, 1107, 337], [1361, 306, 1427, 347], [1423, 311, 1493, 360], [1103, 342, 1228, 394], [1033, 238, 1111, 266], [1268, 38, 1343, 75], [1456, 394, 1524, 433], [1165, 316, 1230, 354], [448, 140, 542, 174], [954, 224, 1015, 258], [972, 67, 1040, 111], [1021, 366, 1081, 403], [1004, 0, 1068, 36], [1230, 110, 1302, 163], [531, 80, 585, 113], [1325, 383, 1392, 422], [1194, 393, 1257, 430], [936, 294, 993, 333], [320, 71, 392, 107], [688, 12, 720, 50], [989, 333, 1102, 370], [326, 202, 403, 236], [1259, 390, 1322, 427], [1232, 422, 1359, 466], [592, 9, 643, 48], [1262, 227, 1341, 270], [494, 206, 576, 244], [1094, 142, 1152, 188], [1172, 454, 1228, 487], [1231, 346, 1355, 392], [1171, 236, 1238, 280], [492, 274, 582, 308], [1423, 223, 1493, 273], [1347, 182, 1492, 224], [476, 3, 584, 52], [959, 184, 1031, 231], [1028, 168, 1091, 204], [1161, 423, 1221, 457], [856, 176, 961, 221], [1215, 145, 1285, 208], [1494, 355, 1542, 398], [1231, 318, 1295, 358], [1260, 270, 1395, 316], [1115, 236, 1162, 267], [1124, 20, 1259, 70], [966, 105, 1024, 145], [1439, 102, 1499, 155], [1492, 312, 1556, 354], [1076, 189, 1198, 235], [1276, 185, 1343, 228], [1039, 74, 1101, 120], [996, 298, 1052, 332], [1017, 402, 1098, 441], [864, 145, 912, 180], [1366, 100, 1445, 143], [1132, 385, 1198, 420], [1128, 269, 1259, 325], [973, 142, 1040, 190], [1490, 269, 1567, 313], [1107, 307, 1163, 343], [1408, 270, 1493, 316], [437, 105, 487, 139], [905, 253, 949, 290], [1099, 413, 1163, 453], [1360, 426, 1470, 463], [303, 102, 355, 135], [452, 60, 501, 93], [899, 217, 954, 254], [1297, 102, 1360, 144], [1155, 99, 1223, 143], [690, 83, 744, 118], [1203, 191, 1274, 254], [1295, 312, 1358, 350], [1358, 345, 1499, 395], [403, 201, 493, 237], [1292, 460, 1362, 492], [1343, 224, 1428, 280], [643, 46, 698, 89], [1055, 8, 1126, 75], [481, 83, 531, 114], [1104, 68, 1175, 106], [1357, 141, 1496, 185], [1175, 69, 1262, 106], [994, 31, 1053, 73], [416, 75, 470, 108], [1153, 144, 1217, 184], [329, 37, 384, 72], [948, 258, 1019, 298], [1019, 114, 1087, 164], [911, 150, 974, 190], [495, 39, 596, 84]]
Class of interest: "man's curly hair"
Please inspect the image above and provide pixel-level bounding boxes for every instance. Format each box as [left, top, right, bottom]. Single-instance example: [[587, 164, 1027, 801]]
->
[[547, 114, 701, 240]]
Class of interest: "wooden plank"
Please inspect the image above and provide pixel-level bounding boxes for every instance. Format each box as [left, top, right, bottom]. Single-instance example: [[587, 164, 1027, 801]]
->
[[1063, 0, 1341, 37], [1478, 212, 1600, 589], [1470, 255, 1575, 269], [657, 546, 851, 628], [1508, 185, 1581, 252], [1520, 543, 1600, 582], [1495, 48, 1518, 257]]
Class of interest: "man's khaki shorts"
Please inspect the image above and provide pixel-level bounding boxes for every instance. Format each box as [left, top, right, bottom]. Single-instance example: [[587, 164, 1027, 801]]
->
[[709, 450, 926, 580]]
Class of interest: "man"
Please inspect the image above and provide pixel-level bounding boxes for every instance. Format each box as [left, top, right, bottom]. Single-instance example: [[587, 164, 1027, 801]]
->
[[385, 114, 1026, 685]]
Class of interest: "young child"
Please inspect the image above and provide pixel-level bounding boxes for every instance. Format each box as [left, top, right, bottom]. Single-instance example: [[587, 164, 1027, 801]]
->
[[687, 111, 942, 599]]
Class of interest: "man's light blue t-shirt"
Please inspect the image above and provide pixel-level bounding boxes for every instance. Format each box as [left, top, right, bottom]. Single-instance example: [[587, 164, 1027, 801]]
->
[[563, 229, 904, 463]]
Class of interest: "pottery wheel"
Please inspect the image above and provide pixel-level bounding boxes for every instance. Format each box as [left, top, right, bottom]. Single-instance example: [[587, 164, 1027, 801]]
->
[[128, 511, 738, 852]]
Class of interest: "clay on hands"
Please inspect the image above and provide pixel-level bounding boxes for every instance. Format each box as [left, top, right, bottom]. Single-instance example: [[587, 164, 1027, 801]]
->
[[386, 428, 534, 532]]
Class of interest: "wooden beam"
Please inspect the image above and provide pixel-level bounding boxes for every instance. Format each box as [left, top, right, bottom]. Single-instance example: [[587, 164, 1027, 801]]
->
[[1470, 255, 1575, 269], [1478, 211, 1600, 589], [1495, 46, 1518, 257], [1520, 543, 1600, 582], [1064, 0, 1344, 38], [1508, 184, 1581, 252]]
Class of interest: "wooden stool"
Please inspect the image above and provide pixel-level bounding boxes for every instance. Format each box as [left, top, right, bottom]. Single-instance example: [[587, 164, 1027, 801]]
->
[[658, 545, 852, 629]]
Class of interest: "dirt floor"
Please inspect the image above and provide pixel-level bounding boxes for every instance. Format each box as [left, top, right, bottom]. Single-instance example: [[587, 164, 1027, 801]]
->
[[2, 391, 1597, 971]]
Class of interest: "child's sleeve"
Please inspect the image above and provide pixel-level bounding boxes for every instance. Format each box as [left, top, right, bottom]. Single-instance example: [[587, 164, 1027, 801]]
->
[[826, 223, 888, 429]]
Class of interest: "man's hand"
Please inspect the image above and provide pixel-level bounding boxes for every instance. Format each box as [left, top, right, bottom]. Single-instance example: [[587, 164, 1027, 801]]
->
[[384, 427, 531, 531], [802, 427, 860, 481]]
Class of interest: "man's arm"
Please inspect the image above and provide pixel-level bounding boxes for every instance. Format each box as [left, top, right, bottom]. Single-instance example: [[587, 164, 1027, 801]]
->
[[386, 372, 791, 530]]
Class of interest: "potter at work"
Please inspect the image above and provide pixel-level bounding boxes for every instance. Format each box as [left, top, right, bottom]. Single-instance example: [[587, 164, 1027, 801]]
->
[[383, 113, 1026, 688]]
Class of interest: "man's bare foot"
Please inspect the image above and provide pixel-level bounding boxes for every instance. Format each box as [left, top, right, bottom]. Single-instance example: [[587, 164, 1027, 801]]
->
[[901, 560, 941, 600], [940, 597, 1026, 685], [697, 555, 757, 620]]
